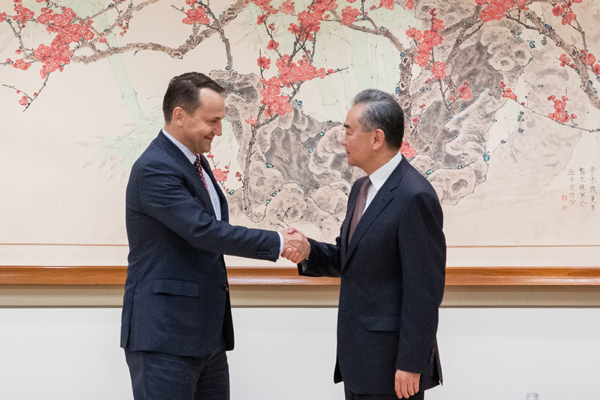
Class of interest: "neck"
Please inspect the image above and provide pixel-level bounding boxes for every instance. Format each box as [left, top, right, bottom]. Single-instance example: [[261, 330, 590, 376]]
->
[[362, 149, 398, 175], [164, 124, 196, 154]]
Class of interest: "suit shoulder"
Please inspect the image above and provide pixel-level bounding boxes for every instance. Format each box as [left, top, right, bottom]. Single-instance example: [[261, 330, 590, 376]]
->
[[132, 140, 178, 173], [399, 162, 441, 201]]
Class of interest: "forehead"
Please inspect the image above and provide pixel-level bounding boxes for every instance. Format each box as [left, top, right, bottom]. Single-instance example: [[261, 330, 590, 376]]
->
[[345, 104, 365, 127], [196, 88, 225, 116]]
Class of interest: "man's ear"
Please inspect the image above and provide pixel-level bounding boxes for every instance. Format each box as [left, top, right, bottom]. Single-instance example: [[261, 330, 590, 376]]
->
[[172, 107, 186, 127], [372, 128, 386, 150]]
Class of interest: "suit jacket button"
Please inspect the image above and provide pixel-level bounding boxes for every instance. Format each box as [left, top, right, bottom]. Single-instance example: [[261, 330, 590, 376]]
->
[[222, 284, 229, 292], [342, 276, 347, 281]]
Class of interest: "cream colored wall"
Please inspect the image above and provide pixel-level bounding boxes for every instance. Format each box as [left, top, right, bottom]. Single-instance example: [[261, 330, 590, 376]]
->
[[1, 306, 599, 400]]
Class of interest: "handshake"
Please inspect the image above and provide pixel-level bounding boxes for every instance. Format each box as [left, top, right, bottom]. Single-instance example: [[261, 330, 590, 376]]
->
[[280, 227, 310, 264]]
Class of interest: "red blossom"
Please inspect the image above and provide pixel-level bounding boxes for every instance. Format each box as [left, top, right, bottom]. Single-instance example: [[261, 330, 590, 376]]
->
[[245, 117, 257, 126], [257, 14, 268, 24], [18, 95, 28, 106], [478, 0, 515, 22], [562, 10, 575, 25], [414, 51, 429, 67], [252, 0, 279, 15], [458, 83, 471, 100], [406, 0, 414, 10], [400, 140, 417, 159], [380, 0, 394, 10], [580, 51, 596, 66], [212, 168, 228, 183], [514, 0, 528, 9], [341, 6, 361, 25], [422, 30, 443, 46], [288, 23, 301, 35], [502, 88, 517, 100], [13, 4, 34, 25], [267, 39, 279, 50], [594, 64, 600, 75], [406, 27, 422, 41], [183, 6, 210, 25], [258, 56, 271, 69], [547, 94, 571, 123], [13, 58, 32, 71], [552, 5, 564, 16], [559, 54, 571, 67], [431, 61, 446, 80], [431, 17, 445, 32], [260, 76, 293, 118], [279, 0, 295, 14], [297, 9, 322, 40], [0, 12, 6, 23]]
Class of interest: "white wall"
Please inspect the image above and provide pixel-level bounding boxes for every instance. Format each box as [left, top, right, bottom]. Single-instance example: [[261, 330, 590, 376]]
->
[[1, 308, 599, 400]]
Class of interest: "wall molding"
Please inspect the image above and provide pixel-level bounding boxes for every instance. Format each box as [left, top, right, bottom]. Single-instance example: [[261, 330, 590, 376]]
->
[[0, 266, 599, 286]]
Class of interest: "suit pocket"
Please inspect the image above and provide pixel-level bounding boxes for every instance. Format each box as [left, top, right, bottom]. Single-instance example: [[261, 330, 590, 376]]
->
[[152, 279, 200, 297], [366, 316, 401, 332]]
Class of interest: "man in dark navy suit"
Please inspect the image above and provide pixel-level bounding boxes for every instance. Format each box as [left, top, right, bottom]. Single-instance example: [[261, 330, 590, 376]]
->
[[285, 89, 446, 399], [121, 72, 307, 400]]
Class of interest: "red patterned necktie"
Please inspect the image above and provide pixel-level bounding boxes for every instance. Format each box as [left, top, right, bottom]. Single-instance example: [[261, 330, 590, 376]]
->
[[348, 177, 371, 243], [194, 155, 209, 192]]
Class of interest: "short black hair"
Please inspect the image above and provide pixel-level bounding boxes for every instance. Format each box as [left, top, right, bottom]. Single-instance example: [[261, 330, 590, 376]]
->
[[353, 89, 404, 150], [162, 72, 225, 123]]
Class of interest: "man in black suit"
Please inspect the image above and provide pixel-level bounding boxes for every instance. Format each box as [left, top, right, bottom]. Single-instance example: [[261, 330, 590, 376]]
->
[[121, 72, 307, 400], [285, 89, 446, 399]]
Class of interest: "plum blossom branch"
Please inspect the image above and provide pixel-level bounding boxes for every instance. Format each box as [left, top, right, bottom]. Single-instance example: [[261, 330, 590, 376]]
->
[[203, 1, 234, 70], [2, 73, 51, 111], [71, 0, 247, 64], [328, 8, 405, 53]]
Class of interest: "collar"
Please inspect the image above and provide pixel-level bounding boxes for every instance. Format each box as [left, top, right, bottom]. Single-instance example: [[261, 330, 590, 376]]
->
[[368, 151, 402, 191], [161, 128, 198, 164]]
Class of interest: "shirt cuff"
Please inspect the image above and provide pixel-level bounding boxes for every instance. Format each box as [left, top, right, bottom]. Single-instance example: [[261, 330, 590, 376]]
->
[[278, 232, 284, 256]]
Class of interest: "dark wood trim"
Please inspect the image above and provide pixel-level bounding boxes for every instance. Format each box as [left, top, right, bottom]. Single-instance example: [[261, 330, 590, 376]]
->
[[0, 266, 600, 286]]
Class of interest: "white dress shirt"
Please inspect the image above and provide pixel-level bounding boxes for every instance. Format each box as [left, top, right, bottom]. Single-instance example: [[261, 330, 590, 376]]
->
[[361, 151, 403, 215], [162, 129, 222, 220]]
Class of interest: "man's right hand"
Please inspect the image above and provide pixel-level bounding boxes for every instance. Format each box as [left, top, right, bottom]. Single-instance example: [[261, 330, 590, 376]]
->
[[280, 227, 309, 263]]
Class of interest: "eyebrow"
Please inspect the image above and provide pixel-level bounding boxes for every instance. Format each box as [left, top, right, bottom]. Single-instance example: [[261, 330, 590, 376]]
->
[[343, 123, 351, 129]]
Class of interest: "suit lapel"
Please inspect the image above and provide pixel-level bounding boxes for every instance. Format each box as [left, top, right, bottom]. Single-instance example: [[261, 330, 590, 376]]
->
[[342, 157, 410, 269], [157, 132, 215, 217], [340, 184, 360, 268], [200, 155, 229, 222]]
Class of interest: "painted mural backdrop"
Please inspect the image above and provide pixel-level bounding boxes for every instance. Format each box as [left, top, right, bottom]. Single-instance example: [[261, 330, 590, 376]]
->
[[1, 0, 599, 265]]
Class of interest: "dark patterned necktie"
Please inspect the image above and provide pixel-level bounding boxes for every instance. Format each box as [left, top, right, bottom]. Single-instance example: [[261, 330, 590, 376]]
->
[[348, 177, 371, 243], [194, 154, 209, 192]]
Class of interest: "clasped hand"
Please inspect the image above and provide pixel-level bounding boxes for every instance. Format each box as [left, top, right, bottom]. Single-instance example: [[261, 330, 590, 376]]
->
[[280, 227, 310, 263]]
